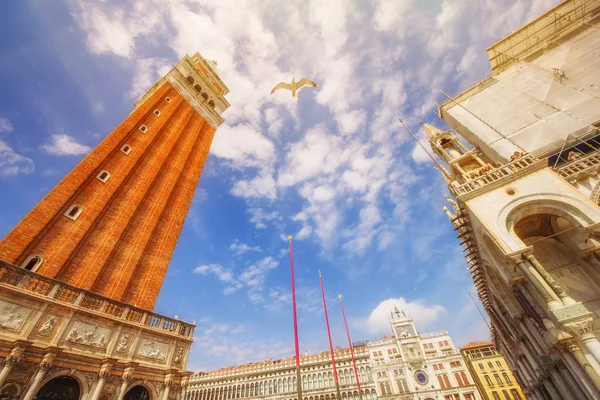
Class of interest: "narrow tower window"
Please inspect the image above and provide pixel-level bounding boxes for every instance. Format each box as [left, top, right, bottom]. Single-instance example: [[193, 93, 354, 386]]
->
[[208, 100, 215, 108], [153, 109, 161, 117], [138, 125, 148, 134], [186, 76, 195, 84], [96, 170, 110, 183], [65, 204, 83, 220], [201, 93, 209, 101], [121, 144, 132, 155], [194, 84, 202, 92], [165, 96, 171, 103], [22, 255, 43, 272]]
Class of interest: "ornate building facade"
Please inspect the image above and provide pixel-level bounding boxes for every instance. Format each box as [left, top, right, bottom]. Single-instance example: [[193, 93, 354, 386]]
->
[[186, 312, 481, 400], [425, 0, 600, 399], [0, 53, 229, 399], [461, 342, 525, 400]]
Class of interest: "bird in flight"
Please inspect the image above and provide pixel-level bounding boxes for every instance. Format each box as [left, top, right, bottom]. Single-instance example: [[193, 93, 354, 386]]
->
[[271, 77, 318, 98]]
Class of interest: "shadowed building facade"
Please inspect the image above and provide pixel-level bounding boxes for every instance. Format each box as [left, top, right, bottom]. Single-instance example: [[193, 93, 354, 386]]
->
[[425, 0, 600, 399], [0, 53, 229, 399]]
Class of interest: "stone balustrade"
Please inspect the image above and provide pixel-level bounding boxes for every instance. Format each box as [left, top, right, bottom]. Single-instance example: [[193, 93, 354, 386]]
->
[[0, 261, 194, 339], [555, 151, 600, 183], [450, 154, 541, 198], [0, 260, 193, 373]]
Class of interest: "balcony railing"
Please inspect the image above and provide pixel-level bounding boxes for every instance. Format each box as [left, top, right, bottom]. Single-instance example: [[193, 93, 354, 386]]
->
[[556, 151, 600, 183], [451, 154, 540, 197], [0, 260, 194, 338]]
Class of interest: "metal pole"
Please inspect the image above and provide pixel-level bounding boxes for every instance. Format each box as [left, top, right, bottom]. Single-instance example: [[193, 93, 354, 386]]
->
[[339, 295, 362, 399], [289, 236, 303, 400], [319, 271, 342, 400]]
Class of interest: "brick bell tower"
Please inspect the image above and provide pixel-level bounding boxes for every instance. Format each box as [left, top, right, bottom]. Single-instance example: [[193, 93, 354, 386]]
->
[[0, 53, 229, 310]]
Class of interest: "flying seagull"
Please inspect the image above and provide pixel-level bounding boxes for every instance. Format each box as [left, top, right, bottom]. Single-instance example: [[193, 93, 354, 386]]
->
[[271, 77, 318, 98]]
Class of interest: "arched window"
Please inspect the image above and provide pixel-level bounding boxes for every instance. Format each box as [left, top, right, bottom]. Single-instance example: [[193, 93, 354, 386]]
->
[[165, 96, 172, 103], [293, 377, 297, 391], [455, 373, 463, 386], [245, 384, 249, 397], [278, 379, 282, 393], [138, 124, 148, 134], [65, 204, 83, 220], [259, 382, 263, 395], [154, 109, 161, 117], [437, 375, 445, 389], [461, 372, 469, 385], [121, 144, 132, 155], [202, 93, 209, 100], [283, 378, 288, 393], [443, 375, 451, 388], [22, 254, 43, 272], [208, 100, 216, 107], [194, 84, 202, 92], [187, 76, 195, 84], [96, 170, 110, 183]]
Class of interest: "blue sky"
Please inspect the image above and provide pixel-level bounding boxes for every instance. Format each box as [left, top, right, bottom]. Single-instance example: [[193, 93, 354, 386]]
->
[[0, 0, 560, 371]]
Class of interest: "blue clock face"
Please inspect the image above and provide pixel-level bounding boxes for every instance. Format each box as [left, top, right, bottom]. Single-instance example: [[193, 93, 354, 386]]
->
[[415, 370, 428, 385]]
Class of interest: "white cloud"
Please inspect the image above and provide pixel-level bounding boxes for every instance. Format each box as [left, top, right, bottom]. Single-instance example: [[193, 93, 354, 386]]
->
[[128, 57, 172, 100], [193, 264, 235, 284], [0, 140, 34, 177], [247, 208, 280, 230], [229, 240, 261, 256], [0, 117, 14, 133], [239, 256, 279, 287], [41, 134, 91, 156], [366, 298, 446, 336]]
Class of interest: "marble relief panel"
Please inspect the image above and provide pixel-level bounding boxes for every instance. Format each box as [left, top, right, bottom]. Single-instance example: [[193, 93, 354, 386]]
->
[[63, 320, 112, 349], [135, 337, 171, 363], [0, 299, 34, 333]]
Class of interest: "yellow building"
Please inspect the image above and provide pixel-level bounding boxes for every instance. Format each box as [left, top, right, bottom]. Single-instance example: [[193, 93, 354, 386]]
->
[[461, 342, 525, 400]]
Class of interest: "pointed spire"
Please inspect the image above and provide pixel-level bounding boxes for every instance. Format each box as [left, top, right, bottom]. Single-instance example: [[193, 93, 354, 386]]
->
[[434, 165, 454, 185], [441, 204, 455, 221], [445, 194, 460, 214], [394, 306, 400, 314], [418, 120, 446, 139]]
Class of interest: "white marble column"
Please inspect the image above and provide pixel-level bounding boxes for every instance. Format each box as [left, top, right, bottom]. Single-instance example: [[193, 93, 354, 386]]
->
[[116, 369, 135, 400], [0, 344, 26, 388], [22, 356, 54, 400], [90, 365, 112, 400]]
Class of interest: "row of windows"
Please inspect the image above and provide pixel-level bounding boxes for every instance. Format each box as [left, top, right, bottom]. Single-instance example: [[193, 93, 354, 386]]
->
[[491, 389, 522, 400], [478, 360, 504, 371], [437, 372, 469, 389], [484, 373, 512, 387], [443, 394, 475, 400], [19, 96, 171, 273], [377, 379, 409, 395], [186, 383, 377, 400]]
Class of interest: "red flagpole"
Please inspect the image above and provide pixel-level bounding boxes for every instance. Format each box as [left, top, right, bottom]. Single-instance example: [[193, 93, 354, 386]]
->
[[339, 294, 361, 393], [319, 270, 342, 400], [288, 236, 302, 400]]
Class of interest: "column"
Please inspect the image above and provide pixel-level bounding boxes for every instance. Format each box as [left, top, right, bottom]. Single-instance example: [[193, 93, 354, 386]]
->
[[116, 368, 135, 400], [162, 383, 172, 400], [90, 363, 113, 400], [565, 342, 600, 395], [548, 365, 575, 400], [511, 256, 562, 310], [22, 355, 54, 400], [524, 253, 576, 306], [0, 345, 26, 388]]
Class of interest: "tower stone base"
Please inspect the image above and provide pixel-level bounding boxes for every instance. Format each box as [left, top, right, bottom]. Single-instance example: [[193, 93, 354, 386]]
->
[[0, 261, 194, 399]]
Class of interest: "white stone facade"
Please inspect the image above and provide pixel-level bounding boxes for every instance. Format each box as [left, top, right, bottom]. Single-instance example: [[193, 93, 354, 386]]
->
[[186, 312, 481, 400], [428, 1, 600, 399]]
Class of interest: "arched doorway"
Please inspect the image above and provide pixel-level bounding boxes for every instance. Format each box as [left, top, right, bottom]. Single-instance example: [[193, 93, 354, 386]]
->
[[124, 385, 151, 400], [514, 213, 600, 317], [35, 376, 80, 400]]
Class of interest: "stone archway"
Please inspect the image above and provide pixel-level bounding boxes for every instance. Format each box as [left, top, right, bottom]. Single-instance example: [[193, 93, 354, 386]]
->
[[0, 383, 20, 399], [124, 385, 151, 400], [35, 376, 80, 400]]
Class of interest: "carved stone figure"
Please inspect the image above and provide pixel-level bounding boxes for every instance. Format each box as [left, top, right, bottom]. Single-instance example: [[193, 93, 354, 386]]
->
[[116, 334, 131, 353], [174, 346, 183, 363], [37, 316, 58, 336], [66, 323, 108, 348], [138, 339, 167, 361], [0, 303, 26, 330]]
